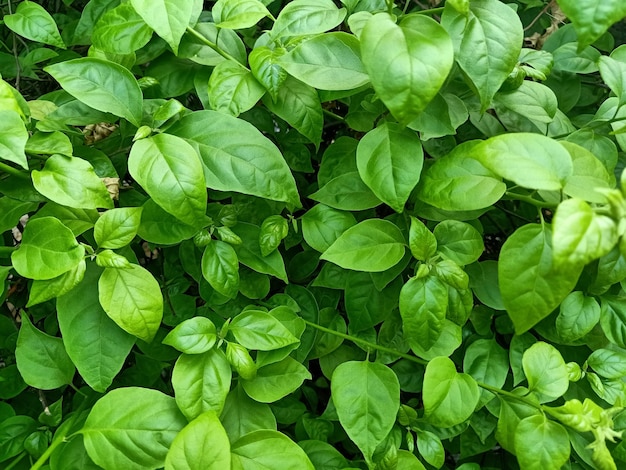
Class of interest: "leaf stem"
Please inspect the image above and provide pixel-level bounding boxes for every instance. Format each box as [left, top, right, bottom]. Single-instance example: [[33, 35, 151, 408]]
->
[[185, 26, 243, 66], [0, 161, 29, 179], [322, 109, 345, 122], [303, 319, 428, 365], [477, 381, 543, 411], [504, 191, 558, 209], [415, 6, 444, 15]]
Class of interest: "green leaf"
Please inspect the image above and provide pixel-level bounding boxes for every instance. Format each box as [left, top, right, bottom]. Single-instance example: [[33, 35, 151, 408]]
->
[[600, 297, 626, 348], [415, 430, 445, 469], [408, 216, 437, 261], [309, 171, 381, 211], [81, 387, 187, 470], [514, 415, 570, 470], [423, 356, 479, 427], [96, 249, 131, 269], [241, 356, 311, 402], [434, 220, 484, 266], [213, 0, 270, 29], [463, 339, 509, 406], [441, 0, 523, 111], [4, 1, 65, 49], [231, 223, 288, 282], [163, 317, 217, 354], [98, 264, 163, 342], [561, 141, 613, 203], [15, 314, 75, 390], [92, 3, 153, 54], [552, 198, 617, 266], [279, 32, 369, 91], [130, 0, 197, 54], [94, 207, 142, 249], [201, 240, 240, 298], [588, 349, 626, 380], [331, 361, 400, 463], [556, 0, 626, 50], [57, 263, 134, 392], [473, 133, 573, 191], [172, 349, 232, 420], [598, 56, 626, 107], [361, 13, 454, 125], [263, 76, 323, 147], [271, 0, 346, 39], [321, 219, 405, 272], [399, 275, 448, 351], [493, 81, 558, 124], [226, 342, 257, 380], [208, 60, 266, 117], [32, 154, 113, 210], [129, 134, 206, 227], [231, 430, 314, 470], [356, 123, 423, 213], [26, 131, 72, 156], [27, 259, 86, 306], [44, 58, 143, 126], [500, 224, 582, 334], [165, 411, 231, 470], [138, 199, 200, 245], [522, 342, 569, 403], [0, 111, 28, 170], [0, 416, 38, 463], [302, 206, 357, 254], [249, 46, 288, 100], [556, 291, 601, 342], [221, 385, 277, 442], [259, 215, 288, 257], [33, 202, 99, 236], [12, 217, 84, 280], [415, 141, 505, 211], [168, 110, 300, 207], [231, 309, 298, 351], [345, 273, 400, 331]]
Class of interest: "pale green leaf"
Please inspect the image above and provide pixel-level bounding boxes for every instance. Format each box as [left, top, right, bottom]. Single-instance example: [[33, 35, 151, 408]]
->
[[331, 361, 400, 462], [11, 217, 85, 280], [82, 387, 187, 470], [15, 314, 75, 390], [98, 264, 163, 342], [168, 110, 301, 207], [130, 0, 197, 54], [361, 13, 453, 125], [356, 123, 423, 213], [128, 134, 207, 227], [441, 0, 523, 111], [44, 58, 143, 126], [321, 219, 405, 272], [165, 411, 231, 470], [32, 154, 113, 210]]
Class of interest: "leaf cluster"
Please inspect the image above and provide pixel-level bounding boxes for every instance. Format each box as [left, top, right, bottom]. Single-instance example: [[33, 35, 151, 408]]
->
[[1, 0, 626, 469]]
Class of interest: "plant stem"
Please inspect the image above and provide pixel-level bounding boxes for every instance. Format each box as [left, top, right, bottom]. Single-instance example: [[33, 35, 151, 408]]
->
[[504, 191, 558, 209], [5, 452, 27, 470], [322, 109, 345, 122], [302, 319, 428, 365], [477, 381, 543, 411], [415, 6, 444, 15], [185, 26, 242, 65], [304, 319, 547, 411], [0, 161, 28, 179]]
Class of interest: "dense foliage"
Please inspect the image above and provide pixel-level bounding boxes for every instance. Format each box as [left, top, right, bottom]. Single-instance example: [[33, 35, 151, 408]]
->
[[1, 0, 626, 468]]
